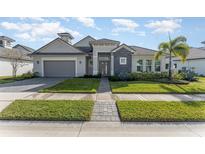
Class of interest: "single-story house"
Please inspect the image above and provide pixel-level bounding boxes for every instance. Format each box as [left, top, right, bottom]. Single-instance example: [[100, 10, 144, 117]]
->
[[31, 32, 167, 77], [0, 36, 34, 76], [172, 47, 205, 75]]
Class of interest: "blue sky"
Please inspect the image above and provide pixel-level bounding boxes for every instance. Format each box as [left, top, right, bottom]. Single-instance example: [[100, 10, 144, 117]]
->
[[0, 17, 205, 50]]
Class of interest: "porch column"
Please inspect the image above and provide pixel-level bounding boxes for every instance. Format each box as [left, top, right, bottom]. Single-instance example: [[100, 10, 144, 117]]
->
[[143, 59, 146, 72], [93, 51, 98, 75], [111, 53, 114, 75], [152, 59, 155, 72]]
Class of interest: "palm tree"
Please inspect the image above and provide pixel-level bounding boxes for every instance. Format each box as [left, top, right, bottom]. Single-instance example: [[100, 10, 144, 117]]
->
[[155, 34, 190, 80]]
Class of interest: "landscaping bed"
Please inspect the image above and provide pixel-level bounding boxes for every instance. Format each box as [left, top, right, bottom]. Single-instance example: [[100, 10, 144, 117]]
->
[[117, 100, 205, 122], [111, 77, 205, 94], [40, 78, 100, 93], [0, 73, 34, 84], [0, 100, 94, 121]]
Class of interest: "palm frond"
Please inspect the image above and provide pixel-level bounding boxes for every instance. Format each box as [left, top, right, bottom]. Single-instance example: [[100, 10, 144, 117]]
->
[[158, 42, 170, 51], [171, 36, 187, 47], [173, 43, 190, 63], [154, 50, 164, 60]]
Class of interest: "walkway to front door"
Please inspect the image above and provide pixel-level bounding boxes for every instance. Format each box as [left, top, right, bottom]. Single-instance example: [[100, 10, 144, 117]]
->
[[91, 78, 120, 121]]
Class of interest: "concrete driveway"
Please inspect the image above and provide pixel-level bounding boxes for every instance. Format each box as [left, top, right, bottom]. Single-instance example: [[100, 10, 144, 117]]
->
[[0, 77, 66, 92]]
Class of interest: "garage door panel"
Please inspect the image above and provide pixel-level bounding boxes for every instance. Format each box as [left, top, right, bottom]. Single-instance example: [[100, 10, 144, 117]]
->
[[44, 61, 75, 77]]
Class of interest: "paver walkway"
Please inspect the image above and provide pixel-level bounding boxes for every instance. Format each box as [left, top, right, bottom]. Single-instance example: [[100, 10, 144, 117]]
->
[[91, 78, 120, 121]]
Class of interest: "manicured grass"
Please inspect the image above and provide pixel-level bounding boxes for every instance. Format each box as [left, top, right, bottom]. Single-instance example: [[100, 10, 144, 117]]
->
[[41, 78, 100, 93], [0, 100, 94, 121], [117, 100, 205, 122], [111, 77, 205, 94]]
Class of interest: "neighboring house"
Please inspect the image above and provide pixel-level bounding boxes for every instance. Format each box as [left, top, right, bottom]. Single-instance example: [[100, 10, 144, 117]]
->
[[0, 36, 34, 76], [31, 32, 167, 77], [172, 47, 205, 75]]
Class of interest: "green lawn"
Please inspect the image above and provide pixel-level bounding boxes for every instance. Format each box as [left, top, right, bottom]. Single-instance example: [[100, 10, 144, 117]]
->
[[117, 100, 205, 122], [111, 77, 205, 94], [41, 78, 100, 93], [0, 76, 30, 84], [0, 100, 94, 121]]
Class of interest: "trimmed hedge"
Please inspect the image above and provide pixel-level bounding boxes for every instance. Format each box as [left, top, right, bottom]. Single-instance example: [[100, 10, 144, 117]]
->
[[109, 72, 168, 81]]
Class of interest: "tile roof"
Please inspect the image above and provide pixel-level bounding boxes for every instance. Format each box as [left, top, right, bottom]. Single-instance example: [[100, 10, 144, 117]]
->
[[173, 47, 205, 60], [130, 46, 156, 55], [90, 38, 120, 45], [13, 44, 35, 53]]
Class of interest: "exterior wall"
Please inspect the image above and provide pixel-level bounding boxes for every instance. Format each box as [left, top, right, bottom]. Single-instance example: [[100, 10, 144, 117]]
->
[[92, 44, 118, 75], [0, 57, 33, 76], [33, 55, 86, 77], [132, 55, 166, 73], [113, 48, 132, 75], [174, 59, 205, 75]]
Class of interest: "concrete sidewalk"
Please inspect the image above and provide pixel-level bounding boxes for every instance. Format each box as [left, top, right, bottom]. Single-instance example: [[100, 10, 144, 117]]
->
[[0, 121, 204, 137], [114, 94, 205, 101]]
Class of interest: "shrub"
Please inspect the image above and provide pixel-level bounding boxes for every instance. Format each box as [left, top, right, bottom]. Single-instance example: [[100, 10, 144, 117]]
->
[[177, 70, 198, 81], [109, 75, 119, 81], [118, 72, 130, 81], [82, 74, 101, 78], [109, 72, 169, 81], [21, 71, 34, 79], [173, 72, 184, 80]]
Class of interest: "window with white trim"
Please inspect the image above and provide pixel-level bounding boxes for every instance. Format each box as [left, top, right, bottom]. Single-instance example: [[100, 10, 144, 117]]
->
[[155, 60, 161, 72], [137, 59, 143, 72], [146, 60, 152, 72], [120, 57, 127, 65]]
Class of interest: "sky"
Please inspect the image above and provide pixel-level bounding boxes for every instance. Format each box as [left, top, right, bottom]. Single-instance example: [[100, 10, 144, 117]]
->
[[0, 17, 205, 50]]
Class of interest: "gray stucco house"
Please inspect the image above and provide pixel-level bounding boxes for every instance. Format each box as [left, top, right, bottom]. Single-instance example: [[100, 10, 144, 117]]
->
[[31, 32, 166, 77]]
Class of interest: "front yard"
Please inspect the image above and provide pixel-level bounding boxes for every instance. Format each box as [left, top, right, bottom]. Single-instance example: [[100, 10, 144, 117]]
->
[[0, 100, 94, 121], [41, 78, 100, 93], [117, 100, 205, 122], [111, 77, 205, 94]]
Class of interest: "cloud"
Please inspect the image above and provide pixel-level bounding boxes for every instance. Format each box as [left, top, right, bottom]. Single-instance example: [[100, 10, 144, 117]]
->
[[111, 19, 141, 35], [60, 17, 70, 22], [0, 21, 81, 42], [19, 17, 45, 22], [75, 17, 101, 30], [145, 19, 182, 34]]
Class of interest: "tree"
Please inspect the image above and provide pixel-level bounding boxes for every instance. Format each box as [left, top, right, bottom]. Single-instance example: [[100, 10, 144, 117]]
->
[[155, 34, 190, 80], [2, 48, 29, 77]]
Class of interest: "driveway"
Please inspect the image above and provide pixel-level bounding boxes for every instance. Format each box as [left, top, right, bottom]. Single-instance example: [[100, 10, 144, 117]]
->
[[0, 78, 66, 92]]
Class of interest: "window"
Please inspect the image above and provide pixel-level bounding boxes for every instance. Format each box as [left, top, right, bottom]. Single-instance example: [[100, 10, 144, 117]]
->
[[165, 63, 169, 69], [120, 57, 127, 65], [174, 63, 177, 69], [155, 60, 161, 72], [0, 40, 3, 46], [137, 60, 143, 72], [146, 60, 152, 72]]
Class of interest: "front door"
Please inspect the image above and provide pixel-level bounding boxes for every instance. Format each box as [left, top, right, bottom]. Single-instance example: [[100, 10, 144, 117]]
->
[[99, 61, 110, 76]]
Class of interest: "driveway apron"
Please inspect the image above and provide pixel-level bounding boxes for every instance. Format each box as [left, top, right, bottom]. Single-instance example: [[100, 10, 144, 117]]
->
[[91, 78, 120, 121]]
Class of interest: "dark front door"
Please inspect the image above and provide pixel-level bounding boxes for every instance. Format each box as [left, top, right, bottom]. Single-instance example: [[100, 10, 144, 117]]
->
[[99, 61, 110, 76]]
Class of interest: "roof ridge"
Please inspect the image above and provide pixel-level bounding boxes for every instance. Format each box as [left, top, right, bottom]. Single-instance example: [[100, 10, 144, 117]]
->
[[130, 45, 156, 52], [32, 38, 86, 55], [73, 35, 96, 46]]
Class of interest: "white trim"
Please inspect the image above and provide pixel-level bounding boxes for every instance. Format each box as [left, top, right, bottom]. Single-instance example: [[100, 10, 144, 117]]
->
[[120, 57, 127, 65], [41, 57, 77, 77]]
